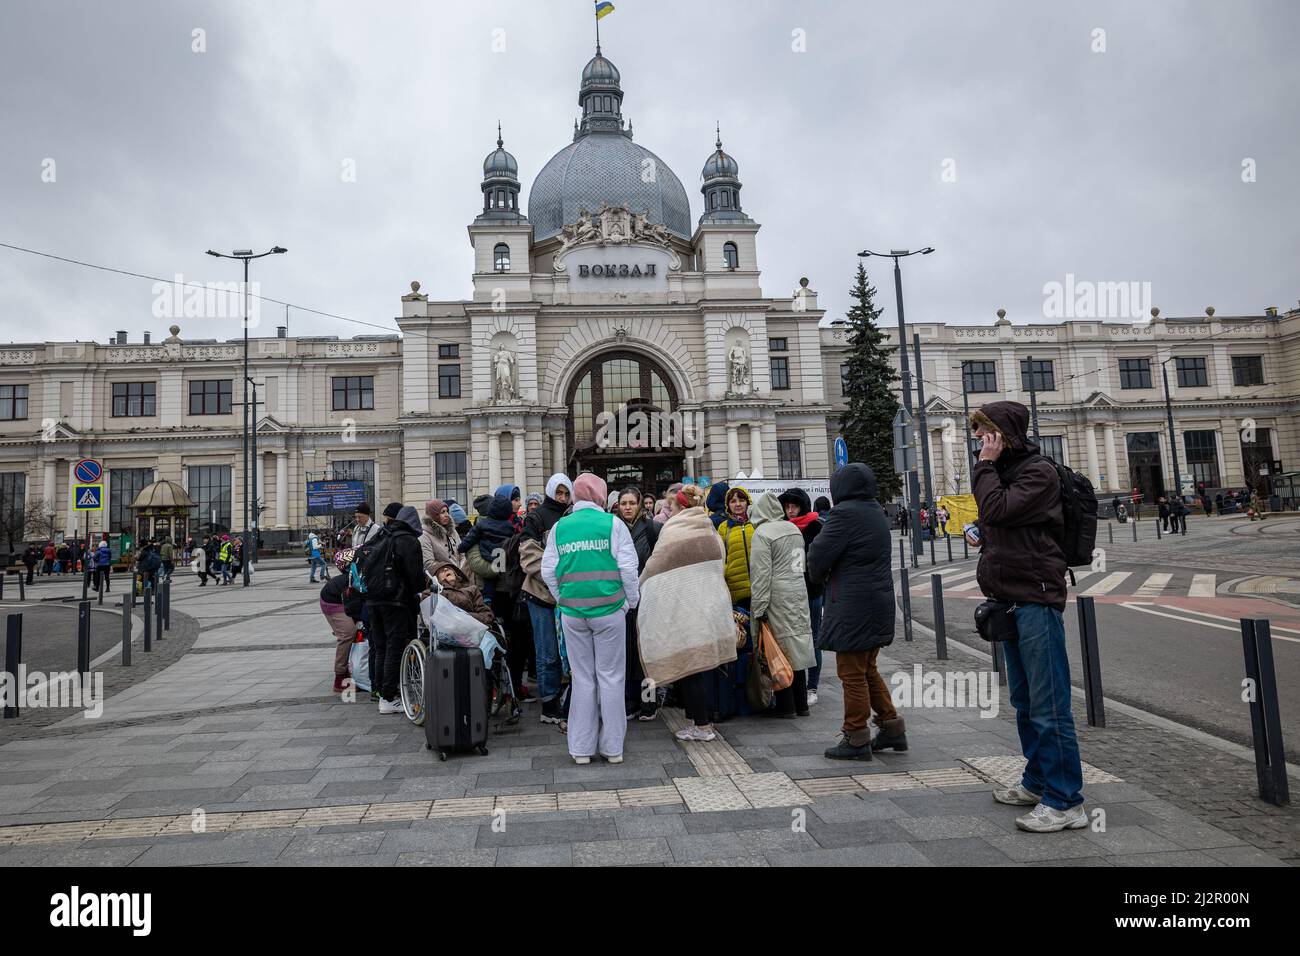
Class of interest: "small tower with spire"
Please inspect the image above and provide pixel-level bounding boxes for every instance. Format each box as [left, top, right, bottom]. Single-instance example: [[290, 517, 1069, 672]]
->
[[478, 122, 524, 221], [693, 123, 759, 278]]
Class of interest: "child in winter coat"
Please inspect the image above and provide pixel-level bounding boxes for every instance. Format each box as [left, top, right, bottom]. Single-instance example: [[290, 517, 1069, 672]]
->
[[457, 493, 514, 591], [428, 561, 495, 627]]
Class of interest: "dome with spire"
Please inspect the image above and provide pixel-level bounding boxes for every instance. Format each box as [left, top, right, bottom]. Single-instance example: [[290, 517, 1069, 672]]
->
[[478, 123, 525, 221], [528, 49, 691, 242], [482, 125, 518, 178], [702, 129, 739, 180], [699, 125, 747, 223]]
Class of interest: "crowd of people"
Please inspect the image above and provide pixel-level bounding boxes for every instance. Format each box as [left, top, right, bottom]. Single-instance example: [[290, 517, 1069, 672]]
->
[[315, 466, 909, 770]]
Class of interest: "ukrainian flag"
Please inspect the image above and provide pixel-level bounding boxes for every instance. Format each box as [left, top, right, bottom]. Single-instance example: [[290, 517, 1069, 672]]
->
[[595, 1, 615, 20]]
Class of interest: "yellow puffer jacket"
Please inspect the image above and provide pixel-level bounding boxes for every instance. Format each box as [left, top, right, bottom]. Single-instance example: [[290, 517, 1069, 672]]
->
[[718, 516, 754, 602]]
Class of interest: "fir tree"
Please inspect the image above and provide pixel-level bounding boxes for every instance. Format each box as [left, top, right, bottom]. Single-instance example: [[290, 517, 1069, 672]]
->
[[838, 262, 901, 500]]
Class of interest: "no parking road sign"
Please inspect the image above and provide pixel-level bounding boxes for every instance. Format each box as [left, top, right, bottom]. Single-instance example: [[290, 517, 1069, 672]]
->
[[74, 484, 103, 510], [73, 458, 103, 484]]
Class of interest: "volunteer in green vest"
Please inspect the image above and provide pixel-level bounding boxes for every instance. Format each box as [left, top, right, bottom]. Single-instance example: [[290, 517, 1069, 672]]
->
[[541, 472, 641, 765]]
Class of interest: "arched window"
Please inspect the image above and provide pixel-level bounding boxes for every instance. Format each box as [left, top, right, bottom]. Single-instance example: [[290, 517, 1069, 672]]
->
[[710, 192, 718, 209], [493, 243, 510, 272], [566, 351, 679, 449], [721, 191, 730, 207], [723, 241, 739, 270]]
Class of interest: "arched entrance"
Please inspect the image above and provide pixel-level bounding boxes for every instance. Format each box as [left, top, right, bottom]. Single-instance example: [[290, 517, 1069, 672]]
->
[[566, 350, 683, 496]]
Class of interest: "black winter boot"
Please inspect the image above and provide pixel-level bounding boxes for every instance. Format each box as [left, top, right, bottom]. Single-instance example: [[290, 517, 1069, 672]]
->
[[871, 717, 908, 752], [824, 734, 873, 761]]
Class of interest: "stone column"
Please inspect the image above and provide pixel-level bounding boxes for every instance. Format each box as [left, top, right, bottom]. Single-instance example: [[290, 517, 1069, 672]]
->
[[726, 425, 740, 478], [551, 432, 566, 477], [1103, 425, 1119, 493], [275, 450, 288, 529], [512, 429, 527, 497], [749, 422, 764, 477], [1085, 425, 1100, 487], [255, 451, 266, 527], [488, 431, 502, 491], [43, 460, 56, 512]]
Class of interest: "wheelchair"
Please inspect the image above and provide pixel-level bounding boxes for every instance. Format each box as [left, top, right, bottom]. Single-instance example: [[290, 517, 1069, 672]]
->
[[399, 602, 520, 728]]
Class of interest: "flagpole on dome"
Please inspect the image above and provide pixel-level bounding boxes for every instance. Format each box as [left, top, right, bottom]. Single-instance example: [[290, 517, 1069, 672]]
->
[[594, 1, 614, 53]]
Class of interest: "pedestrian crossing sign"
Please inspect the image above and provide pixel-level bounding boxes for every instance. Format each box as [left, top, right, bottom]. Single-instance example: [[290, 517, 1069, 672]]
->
[[74, 484, 103, 510]]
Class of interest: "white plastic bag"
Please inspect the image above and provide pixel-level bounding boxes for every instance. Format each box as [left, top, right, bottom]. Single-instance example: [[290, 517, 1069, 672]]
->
[[347, 639, 371, 693], [420, 592, 488, 649]]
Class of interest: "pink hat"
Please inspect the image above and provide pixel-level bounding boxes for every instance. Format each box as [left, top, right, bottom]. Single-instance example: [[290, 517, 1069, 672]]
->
[[425, 498, 447, 518], [572, 473, 608, 507]]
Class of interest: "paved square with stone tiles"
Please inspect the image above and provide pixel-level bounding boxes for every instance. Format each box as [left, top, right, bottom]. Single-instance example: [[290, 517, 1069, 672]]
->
[[0, 558, 1295, 866]]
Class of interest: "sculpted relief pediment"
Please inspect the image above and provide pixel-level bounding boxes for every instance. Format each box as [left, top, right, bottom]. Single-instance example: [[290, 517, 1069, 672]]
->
[[553, 203, 681, 274]]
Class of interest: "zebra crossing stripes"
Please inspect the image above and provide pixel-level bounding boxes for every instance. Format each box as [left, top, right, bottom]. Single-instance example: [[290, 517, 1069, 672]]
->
[[1134, 573, 1173, 597], [1082, 571, 1131, 595], [1189, 574, 1216, 597]]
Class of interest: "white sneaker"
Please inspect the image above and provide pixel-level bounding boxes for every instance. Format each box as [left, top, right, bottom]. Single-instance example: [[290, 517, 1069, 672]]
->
[[573, 755, 591, 765], [675, 725, 716, 742], [806, 690, 818, 706], [992, 782, 1042, 806], [1016, 802, 1088, 833], [603, 754, 623, 764], [378, 697, 403, 715]]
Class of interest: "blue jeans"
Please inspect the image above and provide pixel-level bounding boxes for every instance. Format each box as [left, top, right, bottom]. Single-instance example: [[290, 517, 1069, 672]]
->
[[1004, 603, 1084, 810], [528, 597, 563, 703], [807, 595, 824, 689], [309, 555, 326, 581]]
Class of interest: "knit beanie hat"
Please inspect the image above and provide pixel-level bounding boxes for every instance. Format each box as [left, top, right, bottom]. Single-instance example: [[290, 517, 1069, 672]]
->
[[447, 501, 469, 525], [383, 502, 402, 520], [425, 498, 447, 518]]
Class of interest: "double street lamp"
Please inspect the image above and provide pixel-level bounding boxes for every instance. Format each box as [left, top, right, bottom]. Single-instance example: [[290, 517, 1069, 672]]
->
[[858, 247, 934, 556], [204, 246, 287, 587]]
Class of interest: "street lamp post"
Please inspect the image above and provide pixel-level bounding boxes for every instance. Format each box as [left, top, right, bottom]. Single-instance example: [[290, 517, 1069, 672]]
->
[[954, 363, 976, 493], [859, 247, 934, 556], [204, 246, 286, 587], [912, 332, 934, 507], [1160, 356, 1183, 506]]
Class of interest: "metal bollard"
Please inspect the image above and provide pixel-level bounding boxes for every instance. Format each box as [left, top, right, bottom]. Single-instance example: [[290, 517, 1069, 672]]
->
[[163, 578, 171, 631], [963, 535, 968, 560], [0, 574, 4, 601], [155, 583, 164, 640], [143, 587, 152, 652], [931, 573, 947, 660], [98, 575, 104, 605], [928, 532, 936, 566], [121, 597, 132, 666], [1075, 595, 1106, 727], [1156, 520, 1162, 540], [3, 613, 21, 718], [946, 534, 953, 563], [990, 640, 1008, 683], [1131, 519, 1137, 542], [77, 600, 91, 679], [1240, 619, 1289, 806], [17, 572, 24, 601], [82, 569, 90, 602], [899, 562, 913, 643], [1108, 522, 1114, 544]]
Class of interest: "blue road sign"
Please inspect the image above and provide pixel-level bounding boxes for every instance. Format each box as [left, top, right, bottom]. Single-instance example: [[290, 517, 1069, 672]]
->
[[74, 458, 103, 483], [74, 484, 103, 510], [834, 436, 849, 469]]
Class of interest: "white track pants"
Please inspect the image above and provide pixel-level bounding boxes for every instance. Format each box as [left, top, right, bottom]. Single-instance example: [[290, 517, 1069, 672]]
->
[[562, 609, 628, 759]]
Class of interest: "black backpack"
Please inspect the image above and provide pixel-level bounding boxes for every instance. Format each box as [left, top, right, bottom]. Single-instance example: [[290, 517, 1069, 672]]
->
[[353, 529, 401, 602], [501, 531, 525, 602], [1043, 457, 1098, 568]]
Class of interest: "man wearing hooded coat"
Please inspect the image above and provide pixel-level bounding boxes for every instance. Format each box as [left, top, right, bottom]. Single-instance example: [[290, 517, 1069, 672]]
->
[[807, 463, 903, 760]]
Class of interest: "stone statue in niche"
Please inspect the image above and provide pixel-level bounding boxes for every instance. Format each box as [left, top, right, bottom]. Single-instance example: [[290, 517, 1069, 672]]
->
[[727, 341, 751, 393], [493, 346, 518, 403]]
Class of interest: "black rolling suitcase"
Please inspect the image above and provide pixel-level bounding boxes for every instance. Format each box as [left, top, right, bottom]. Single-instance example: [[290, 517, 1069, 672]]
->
[[424, 644, 490, 761]]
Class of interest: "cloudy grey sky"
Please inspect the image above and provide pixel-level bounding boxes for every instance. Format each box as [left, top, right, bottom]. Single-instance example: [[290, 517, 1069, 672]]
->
[[1, 0, 1297, 345]]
